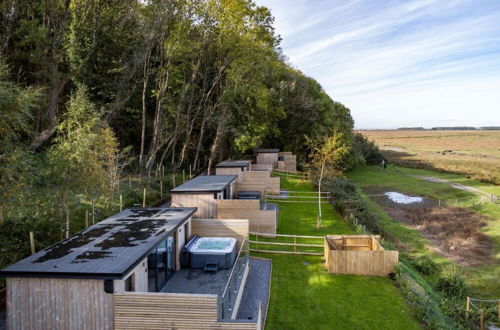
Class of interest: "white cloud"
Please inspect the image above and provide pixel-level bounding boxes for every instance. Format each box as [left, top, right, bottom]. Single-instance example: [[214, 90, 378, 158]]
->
[[255, 0, 500, 128]]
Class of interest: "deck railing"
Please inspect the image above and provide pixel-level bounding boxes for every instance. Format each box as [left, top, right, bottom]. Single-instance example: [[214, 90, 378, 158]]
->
[[220, 236, 249, 319]]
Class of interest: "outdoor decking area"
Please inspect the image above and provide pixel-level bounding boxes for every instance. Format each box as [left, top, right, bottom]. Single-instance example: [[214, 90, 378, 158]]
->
[[163, 267, 232, 295]]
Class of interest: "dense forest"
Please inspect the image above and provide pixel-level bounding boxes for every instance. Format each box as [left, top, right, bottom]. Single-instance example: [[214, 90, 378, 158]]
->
[[0, 0, 368, 278]]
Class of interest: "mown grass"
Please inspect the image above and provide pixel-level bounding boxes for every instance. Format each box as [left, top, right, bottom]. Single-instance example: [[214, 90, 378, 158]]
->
[[347, 165, 500, 297], [260, 173, 421, 330]]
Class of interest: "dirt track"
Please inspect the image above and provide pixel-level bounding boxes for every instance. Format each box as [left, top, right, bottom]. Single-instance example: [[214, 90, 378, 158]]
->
[[364, 187, 493, 267]]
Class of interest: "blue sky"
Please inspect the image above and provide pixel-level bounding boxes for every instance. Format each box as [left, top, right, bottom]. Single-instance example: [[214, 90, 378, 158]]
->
[[254, 0, 500, 129]]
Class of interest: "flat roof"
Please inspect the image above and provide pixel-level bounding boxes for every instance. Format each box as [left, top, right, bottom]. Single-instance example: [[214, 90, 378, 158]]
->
[[216, 160, 251, 168], [0, 207, 196, 279], [170, 175, 237, 193], [256, 148, 279, 153]]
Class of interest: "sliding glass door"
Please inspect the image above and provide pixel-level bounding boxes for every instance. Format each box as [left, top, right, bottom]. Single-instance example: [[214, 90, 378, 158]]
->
[[148, 234, 176, 292]]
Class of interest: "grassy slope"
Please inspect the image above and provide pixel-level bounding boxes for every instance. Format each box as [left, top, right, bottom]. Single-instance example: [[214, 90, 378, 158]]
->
[[262, 173, 421, 330], [347, 165, 500, 297]]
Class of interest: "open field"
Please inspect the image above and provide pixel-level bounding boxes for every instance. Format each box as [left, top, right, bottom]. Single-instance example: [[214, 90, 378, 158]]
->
[[259, 173, 420, 330], [359, 130, 500, 185], [347, 165, 500, 297]]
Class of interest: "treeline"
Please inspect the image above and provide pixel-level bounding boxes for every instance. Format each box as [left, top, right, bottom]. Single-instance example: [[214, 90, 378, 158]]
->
[[0, 0, 359, 274]]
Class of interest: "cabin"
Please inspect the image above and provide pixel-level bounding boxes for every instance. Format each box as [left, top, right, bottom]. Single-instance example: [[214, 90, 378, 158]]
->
[[277, 151, 297, 173], [215, 160, 252, 182], [254, 148, 279, 171], [171, 174, 278, 236], [170, 175, 237, 218], [0, 208, 270, 329], [216, 159, 280, 195]]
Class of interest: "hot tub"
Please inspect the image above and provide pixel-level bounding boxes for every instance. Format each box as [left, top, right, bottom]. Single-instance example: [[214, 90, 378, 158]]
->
[[188, 237, 237, 270]]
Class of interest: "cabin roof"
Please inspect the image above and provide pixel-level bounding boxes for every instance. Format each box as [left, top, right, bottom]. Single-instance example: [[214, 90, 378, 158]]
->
[[170, 175, 237, 193], [256, 148, 280, 153], [216, 160, 251, 168], [0, 207, 196, 279]]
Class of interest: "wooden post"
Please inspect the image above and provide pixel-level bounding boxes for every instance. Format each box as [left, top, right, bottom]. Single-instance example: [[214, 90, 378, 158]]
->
[[29, 231, 35, 255], [189, 165, 192, 179], [92, 200, 95, 224], [85, 210, 89, 228], [128, 176, 132, 189], [466, 297, 470, 318], [143, 188, 146, 208], [160, 180, 163, 199], [293, 236, 296, 253], [480, 309, 484, 330], [120, 194, 123, 212], [438, 199, 441, 208], [183, 170, 185, 183], [172, 174, 175, 188], [162, 165, 165, 180]]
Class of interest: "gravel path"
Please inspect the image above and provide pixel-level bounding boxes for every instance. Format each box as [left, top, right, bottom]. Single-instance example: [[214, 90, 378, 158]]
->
[[415, 175, 488, 196], [236, 257, 272, 323]]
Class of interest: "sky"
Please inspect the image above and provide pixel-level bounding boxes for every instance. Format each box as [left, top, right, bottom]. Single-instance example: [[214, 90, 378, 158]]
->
[[253, 0, 500, 129]]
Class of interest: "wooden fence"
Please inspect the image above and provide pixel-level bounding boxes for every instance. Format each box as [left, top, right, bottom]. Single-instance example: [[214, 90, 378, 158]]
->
[[114, 292, 259, 329], [324, 235, 398, 276], [217, 200, 277, 236], [249, 232, 324, 256]]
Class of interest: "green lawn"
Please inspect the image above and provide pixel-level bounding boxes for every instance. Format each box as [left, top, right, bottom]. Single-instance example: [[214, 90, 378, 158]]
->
[[260, 173, 421, 330], [347, 165, 500, 297]]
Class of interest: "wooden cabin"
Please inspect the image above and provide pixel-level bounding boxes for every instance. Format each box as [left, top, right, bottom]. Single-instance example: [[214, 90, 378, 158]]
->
[[277, 152, 297, 173], [256, 149, 279, 169], [215, 160, 251, 182], [170, 175, 237, 218], [0, 208, 266, 329], [0, 208, 196, 329]]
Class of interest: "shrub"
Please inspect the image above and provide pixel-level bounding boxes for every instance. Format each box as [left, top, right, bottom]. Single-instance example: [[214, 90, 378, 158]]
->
[[436, 273, 469, 299], [413, 255, 439, 275]]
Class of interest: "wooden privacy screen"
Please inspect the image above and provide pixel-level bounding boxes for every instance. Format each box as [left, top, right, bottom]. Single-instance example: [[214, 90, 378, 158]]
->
[[251, 164, 274, 172], [191, 218, 249, 248], [235, 171, 280, 195], [7, 277, 114, 330], [215, 167, 245, 182], [216, 200, 277, 237], [324, 235, 398, 276], [114, 292, 259, 329], [256, 153, 278, 168], [278, 152, 297, 173]]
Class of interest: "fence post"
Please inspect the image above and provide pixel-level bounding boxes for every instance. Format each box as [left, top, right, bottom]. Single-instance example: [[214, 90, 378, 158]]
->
[[143, 188, 146, 208], [92, 200, 95, 224], [29, 231, 35, 255], [189, 164, 192, 179], [183, 170, 185, 183], [160, 180, 163, 199], [294, 236, 296, 253], [128, 176, 131, 189], [172, 174, 175, 189], [85, 210, 89, 228], [480, 309, 484, 330], [466, 297, 470, 318], [120, 194, 123, 212]]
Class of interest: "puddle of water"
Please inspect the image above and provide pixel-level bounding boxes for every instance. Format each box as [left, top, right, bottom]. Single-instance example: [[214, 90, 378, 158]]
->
[[385, 192, 423, 204]]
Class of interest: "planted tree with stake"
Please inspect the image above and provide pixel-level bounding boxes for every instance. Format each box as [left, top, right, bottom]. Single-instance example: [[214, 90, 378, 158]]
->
[[306, 131, 351, 228]]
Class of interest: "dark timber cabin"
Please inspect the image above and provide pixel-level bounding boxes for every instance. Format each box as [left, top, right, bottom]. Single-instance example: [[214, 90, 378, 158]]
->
[[170, 175, 237, 218], [215, 160, 252, 182], [0, 207, 196, 329]]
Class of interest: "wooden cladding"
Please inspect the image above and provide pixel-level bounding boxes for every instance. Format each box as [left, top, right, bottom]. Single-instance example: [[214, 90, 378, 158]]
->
[[278, 152, 297, 173], [191, 218, 249, 248], [324, 235, 398, 276], [217, 200, 277, 236], [172, 193, 217, 218], [256, 153, 278, 168], [7, 277, 113, 330], [114, 292, 259, 329]]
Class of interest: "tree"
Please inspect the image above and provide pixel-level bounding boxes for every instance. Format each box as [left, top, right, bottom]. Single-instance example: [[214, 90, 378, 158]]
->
[[46, 86, 120, 237], [306, 131, 351, 227]]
